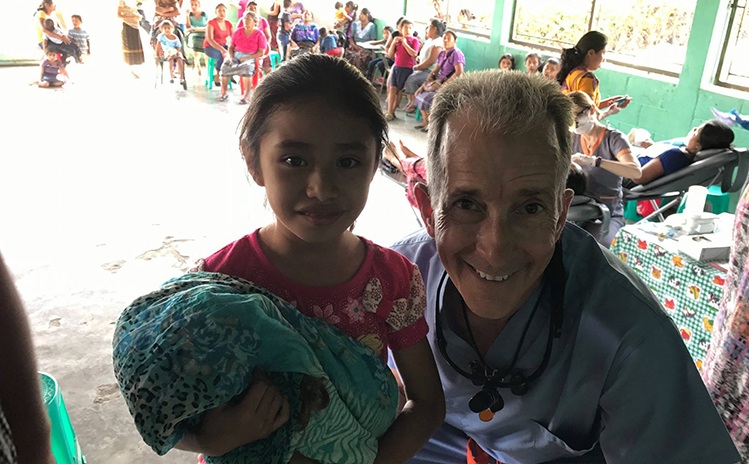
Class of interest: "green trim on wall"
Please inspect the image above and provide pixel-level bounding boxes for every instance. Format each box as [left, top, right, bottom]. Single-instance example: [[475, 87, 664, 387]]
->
[[396, 0, 749, 208]]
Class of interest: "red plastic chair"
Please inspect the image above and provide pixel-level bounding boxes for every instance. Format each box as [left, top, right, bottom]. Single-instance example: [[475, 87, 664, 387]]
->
[[326, 47, 345, 58]]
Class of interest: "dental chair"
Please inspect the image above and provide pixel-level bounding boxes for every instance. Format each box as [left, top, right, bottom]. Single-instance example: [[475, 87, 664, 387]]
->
[[624, 147, 748, 222], [566, 195, 611, 240]]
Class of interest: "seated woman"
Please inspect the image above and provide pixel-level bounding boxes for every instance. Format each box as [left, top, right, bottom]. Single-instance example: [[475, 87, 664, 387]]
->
[[344, 8, 377, 71], [287, 10, 319, 59], [219, 10, 267, 103], [203, 4, 233, 87], [634, 119, 735, 185], [568, 90, 642, 247], [413, 30, 464, 132]]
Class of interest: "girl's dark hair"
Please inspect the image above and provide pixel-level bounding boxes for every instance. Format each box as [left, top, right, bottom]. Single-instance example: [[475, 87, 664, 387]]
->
[[525, 52, 540, 64], [557, 30, 607, 85], [395, 16, 405, 27], [345, 1, 357, 11], [498, 52, 515, 69], [360, 7, 372, 22], [430, 19, 446, 37], [699, 119, 735, 151], [239, 54, 387, 173], [383, 25, 393, 34], [334, 1, 343, 8]]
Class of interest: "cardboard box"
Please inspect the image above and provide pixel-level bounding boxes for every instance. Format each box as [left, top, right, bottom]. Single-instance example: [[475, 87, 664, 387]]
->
[[677, 234, 732, 262]]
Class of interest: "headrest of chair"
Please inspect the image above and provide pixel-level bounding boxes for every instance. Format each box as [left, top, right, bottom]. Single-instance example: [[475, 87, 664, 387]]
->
[[570, 195, 595, 206], [694, 147, 735, 162]]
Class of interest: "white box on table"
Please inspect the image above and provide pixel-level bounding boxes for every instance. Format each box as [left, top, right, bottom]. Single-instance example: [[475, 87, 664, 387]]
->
[[676, 234, 732, 262]]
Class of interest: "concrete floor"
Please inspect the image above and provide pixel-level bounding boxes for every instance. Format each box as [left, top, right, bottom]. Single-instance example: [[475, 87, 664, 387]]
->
[[0, 55, 428, 463]]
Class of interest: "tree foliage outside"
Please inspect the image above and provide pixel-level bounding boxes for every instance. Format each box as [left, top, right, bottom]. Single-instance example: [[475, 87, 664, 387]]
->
[[512, 0, 696, 75]]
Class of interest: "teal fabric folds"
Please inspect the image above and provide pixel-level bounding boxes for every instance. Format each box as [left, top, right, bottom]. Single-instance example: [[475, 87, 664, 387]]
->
[[113, 272, 398, 463]]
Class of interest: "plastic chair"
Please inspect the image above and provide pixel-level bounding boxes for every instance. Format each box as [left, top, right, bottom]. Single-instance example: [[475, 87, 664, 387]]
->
[[325, 47, 345, 57], [40, 372, 86, 464], [205, 56, 231, 90]]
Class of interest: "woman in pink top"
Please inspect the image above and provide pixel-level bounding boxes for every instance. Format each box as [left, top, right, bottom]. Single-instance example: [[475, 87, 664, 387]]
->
[[219, 10, 267, 103], [203, 3, 233, 86], [385, 19, 420, 121]]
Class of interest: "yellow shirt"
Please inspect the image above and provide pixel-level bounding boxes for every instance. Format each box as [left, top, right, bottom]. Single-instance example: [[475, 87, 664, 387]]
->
[[35, 10, 66, 44], [335, 8, 346, 21], [562, 66, 600, 107]]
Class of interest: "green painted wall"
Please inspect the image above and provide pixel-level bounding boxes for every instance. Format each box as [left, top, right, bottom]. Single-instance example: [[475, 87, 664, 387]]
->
[[392, 0, 747, 210], [398, 0, 749, 150]]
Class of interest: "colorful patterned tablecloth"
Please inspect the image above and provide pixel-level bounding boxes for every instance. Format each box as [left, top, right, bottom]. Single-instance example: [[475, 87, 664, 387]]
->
[[610, 226, 728, 371]]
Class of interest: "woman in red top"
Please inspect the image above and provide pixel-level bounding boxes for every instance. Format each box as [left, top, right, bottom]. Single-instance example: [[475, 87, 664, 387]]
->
[[203, 3, 233, 86]]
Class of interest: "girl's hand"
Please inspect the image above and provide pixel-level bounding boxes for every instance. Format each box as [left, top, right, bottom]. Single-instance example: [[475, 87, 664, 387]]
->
[[197, 369, 290, 456]]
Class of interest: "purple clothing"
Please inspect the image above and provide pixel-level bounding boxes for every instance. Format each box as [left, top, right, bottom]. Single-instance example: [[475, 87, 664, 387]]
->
[[291, 23, 319, 44], [40, 58, 62, 80], [415, 47, 465, 112], [435, 47, 465, 81]]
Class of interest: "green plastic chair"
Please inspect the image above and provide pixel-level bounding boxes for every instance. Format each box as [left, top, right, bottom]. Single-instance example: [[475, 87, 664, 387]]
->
[[40, 372, 86, 464]]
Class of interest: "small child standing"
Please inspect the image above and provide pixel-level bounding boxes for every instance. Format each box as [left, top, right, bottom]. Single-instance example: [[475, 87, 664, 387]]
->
[[43, 18, 82, 64], [38, 50, 69, 88], [68, 15, 91, 60]]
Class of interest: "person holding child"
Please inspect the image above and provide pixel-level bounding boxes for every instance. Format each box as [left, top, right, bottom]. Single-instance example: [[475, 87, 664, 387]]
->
[[34, 0, 67, 50], [42, 18, 82, 64], [148, 54, 444, 463], [385, 19, 420, 122], [219, 10, 267, 104]]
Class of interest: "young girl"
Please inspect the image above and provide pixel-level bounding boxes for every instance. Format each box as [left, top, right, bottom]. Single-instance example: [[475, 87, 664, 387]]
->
[[179, 54, 444, 462], [37, 49, 69, 88], [156, 21, 186, 86], [385, 19, 420, 121]]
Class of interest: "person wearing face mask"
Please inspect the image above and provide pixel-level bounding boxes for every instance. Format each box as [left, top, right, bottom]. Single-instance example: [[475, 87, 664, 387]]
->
[[559, 31, 630, 120], [568, 91, 641, 247]]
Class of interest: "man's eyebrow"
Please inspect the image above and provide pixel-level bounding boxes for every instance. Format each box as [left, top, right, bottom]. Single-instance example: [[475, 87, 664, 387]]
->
[[517, 188, 553, 197]]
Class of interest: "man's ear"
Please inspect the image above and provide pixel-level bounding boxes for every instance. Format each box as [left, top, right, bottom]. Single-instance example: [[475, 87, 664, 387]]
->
[[555, 188, 574, 240], [414, 182, 436, 237]]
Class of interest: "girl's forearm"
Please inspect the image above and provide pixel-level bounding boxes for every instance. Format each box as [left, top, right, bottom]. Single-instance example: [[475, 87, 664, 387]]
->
[[373, 399, 444, 464]]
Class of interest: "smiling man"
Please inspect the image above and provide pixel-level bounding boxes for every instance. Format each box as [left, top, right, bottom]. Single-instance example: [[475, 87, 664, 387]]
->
[[391, 70, 740, 464]]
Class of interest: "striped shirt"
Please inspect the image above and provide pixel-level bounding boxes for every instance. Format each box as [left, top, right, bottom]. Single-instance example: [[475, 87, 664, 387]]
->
[[68, 28, 89, 54]]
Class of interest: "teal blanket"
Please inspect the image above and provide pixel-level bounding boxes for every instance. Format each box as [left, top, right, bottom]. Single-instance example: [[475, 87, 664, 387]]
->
[[113, 272, 398, 463]]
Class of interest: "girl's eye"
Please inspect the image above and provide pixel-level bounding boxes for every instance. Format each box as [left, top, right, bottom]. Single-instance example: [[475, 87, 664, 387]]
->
[[283, 156, 306, 167], [337, 157, 361, 169]]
